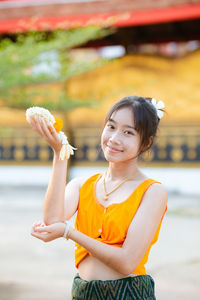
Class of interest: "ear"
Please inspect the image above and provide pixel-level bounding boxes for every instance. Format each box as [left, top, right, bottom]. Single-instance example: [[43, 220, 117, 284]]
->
[[148, 136, 153, 149], [138, 136, 154, 156]]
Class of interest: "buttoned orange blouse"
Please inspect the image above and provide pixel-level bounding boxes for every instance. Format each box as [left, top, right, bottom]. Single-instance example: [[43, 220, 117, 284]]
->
[[74, 174, 167, 275]]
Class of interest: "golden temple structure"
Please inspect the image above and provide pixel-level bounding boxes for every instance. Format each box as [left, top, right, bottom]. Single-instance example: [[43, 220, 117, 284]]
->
[[0, 50, 200, 166]]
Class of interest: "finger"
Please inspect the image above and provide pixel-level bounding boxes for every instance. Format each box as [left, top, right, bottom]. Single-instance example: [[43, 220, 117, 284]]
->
[[48, 123, 59, 139], [41, 119, 62, 148], [31, 116, 44, 137], [34, 226, 50, 233], [32, 220, 44, 225], [38, 117, 53, 140], [29, 119, 36, 128], [53, 132, 63, 146], [30, 119, 41, 134], [35, 115, 46, 136], [32, 221, 44, 228], [31, 230, 48, 242], [31, 226, 48, 235]]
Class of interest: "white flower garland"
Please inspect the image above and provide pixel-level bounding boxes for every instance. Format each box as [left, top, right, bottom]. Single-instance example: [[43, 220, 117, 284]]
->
[[26, 106, 77, 160], [151, 98, 165, 119]]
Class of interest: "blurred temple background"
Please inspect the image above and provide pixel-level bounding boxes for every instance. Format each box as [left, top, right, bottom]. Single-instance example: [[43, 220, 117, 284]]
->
[[0, 1, 200, 300], [0, 0, 200, 167]]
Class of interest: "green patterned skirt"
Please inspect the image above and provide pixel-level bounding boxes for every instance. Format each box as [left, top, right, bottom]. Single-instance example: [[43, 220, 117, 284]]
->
[[71, 273, 156, 300]]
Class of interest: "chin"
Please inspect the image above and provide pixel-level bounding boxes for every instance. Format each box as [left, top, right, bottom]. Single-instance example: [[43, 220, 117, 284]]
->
[[105, 157, 117, 163], [104, 153, 123, 163], [104, 151, 138, 164], [103, 152, 115, 163]]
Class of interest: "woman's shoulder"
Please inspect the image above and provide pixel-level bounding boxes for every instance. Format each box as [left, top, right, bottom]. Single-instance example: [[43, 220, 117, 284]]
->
[[143, 178, 168, 205], [134, 173, 168, 214], [69, 173, 101, 190], [139, 172, 168, 196]]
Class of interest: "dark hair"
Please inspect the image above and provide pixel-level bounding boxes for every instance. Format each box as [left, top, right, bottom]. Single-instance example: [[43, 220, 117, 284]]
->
[[104, 96, 163, 155]]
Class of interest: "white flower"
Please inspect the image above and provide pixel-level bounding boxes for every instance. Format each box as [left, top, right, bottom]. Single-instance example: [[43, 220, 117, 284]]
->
[[26, 106, 55, 124], [26, 106, 77, 160], [58, 131, 68, 145], [151, 98, 165, 119]]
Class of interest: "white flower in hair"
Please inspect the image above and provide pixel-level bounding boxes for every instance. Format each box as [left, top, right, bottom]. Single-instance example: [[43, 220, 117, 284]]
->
[[151, 98, 165, 119]]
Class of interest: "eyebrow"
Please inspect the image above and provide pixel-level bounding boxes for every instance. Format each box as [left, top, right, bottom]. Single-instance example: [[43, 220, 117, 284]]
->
[[108, 118, 136, 130]]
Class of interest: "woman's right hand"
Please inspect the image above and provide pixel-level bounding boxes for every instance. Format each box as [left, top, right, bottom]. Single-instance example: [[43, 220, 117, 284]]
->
[[31, 220, 66, 242], [29, 115, 62, 155]]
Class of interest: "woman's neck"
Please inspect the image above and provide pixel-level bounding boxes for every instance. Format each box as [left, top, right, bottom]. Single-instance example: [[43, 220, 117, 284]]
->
[[107, 160, 139, 181]]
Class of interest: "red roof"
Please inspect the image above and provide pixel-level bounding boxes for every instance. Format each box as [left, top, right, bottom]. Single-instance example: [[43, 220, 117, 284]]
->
[[0, 0, 200, 33]]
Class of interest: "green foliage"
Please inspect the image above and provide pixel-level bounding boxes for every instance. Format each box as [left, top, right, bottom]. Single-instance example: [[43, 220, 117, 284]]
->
[[0, 27, 113, 111]]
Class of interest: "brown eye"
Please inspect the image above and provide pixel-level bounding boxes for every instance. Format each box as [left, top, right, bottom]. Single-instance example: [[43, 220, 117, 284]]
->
[[124, 130, 134, 135], [107, 124, 115, 129]]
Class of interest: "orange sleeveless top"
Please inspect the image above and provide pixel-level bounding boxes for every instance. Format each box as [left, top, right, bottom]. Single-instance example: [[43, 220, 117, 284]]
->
[[74, 174, 167, 275]]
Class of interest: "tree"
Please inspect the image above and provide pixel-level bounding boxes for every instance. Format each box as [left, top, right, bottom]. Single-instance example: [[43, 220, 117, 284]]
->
[[0, 26, 112, 111]]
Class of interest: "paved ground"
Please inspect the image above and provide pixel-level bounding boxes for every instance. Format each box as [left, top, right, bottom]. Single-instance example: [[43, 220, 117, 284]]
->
[[0, 185, 200, 300]]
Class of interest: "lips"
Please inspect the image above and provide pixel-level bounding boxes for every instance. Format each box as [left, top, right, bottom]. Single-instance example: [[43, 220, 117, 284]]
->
[[107, 144, 122, 153]]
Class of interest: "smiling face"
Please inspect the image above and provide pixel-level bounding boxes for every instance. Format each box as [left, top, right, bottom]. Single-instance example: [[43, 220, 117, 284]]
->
[[101, 107, 141, 163]]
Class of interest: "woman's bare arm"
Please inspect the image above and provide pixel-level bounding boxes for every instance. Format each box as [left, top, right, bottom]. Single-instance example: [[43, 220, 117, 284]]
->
[[68, 184, 168, 275], [29, 115, 69, 224], [43, 152, 68, 224], [32, 183, 168, 275], [63, 176, 86, 221]]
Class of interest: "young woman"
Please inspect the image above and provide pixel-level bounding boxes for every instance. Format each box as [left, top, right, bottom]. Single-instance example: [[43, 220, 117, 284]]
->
[[31, 96, 168, 300]]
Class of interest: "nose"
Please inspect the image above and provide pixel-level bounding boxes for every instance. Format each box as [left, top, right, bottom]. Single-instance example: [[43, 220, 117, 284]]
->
[[109, 130, 121, 145]]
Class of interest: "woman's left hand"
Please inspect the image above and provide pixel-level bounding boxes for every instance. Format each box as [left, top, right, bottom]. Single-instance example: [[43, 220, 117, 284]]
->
[[31, 221, 65, 242]]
